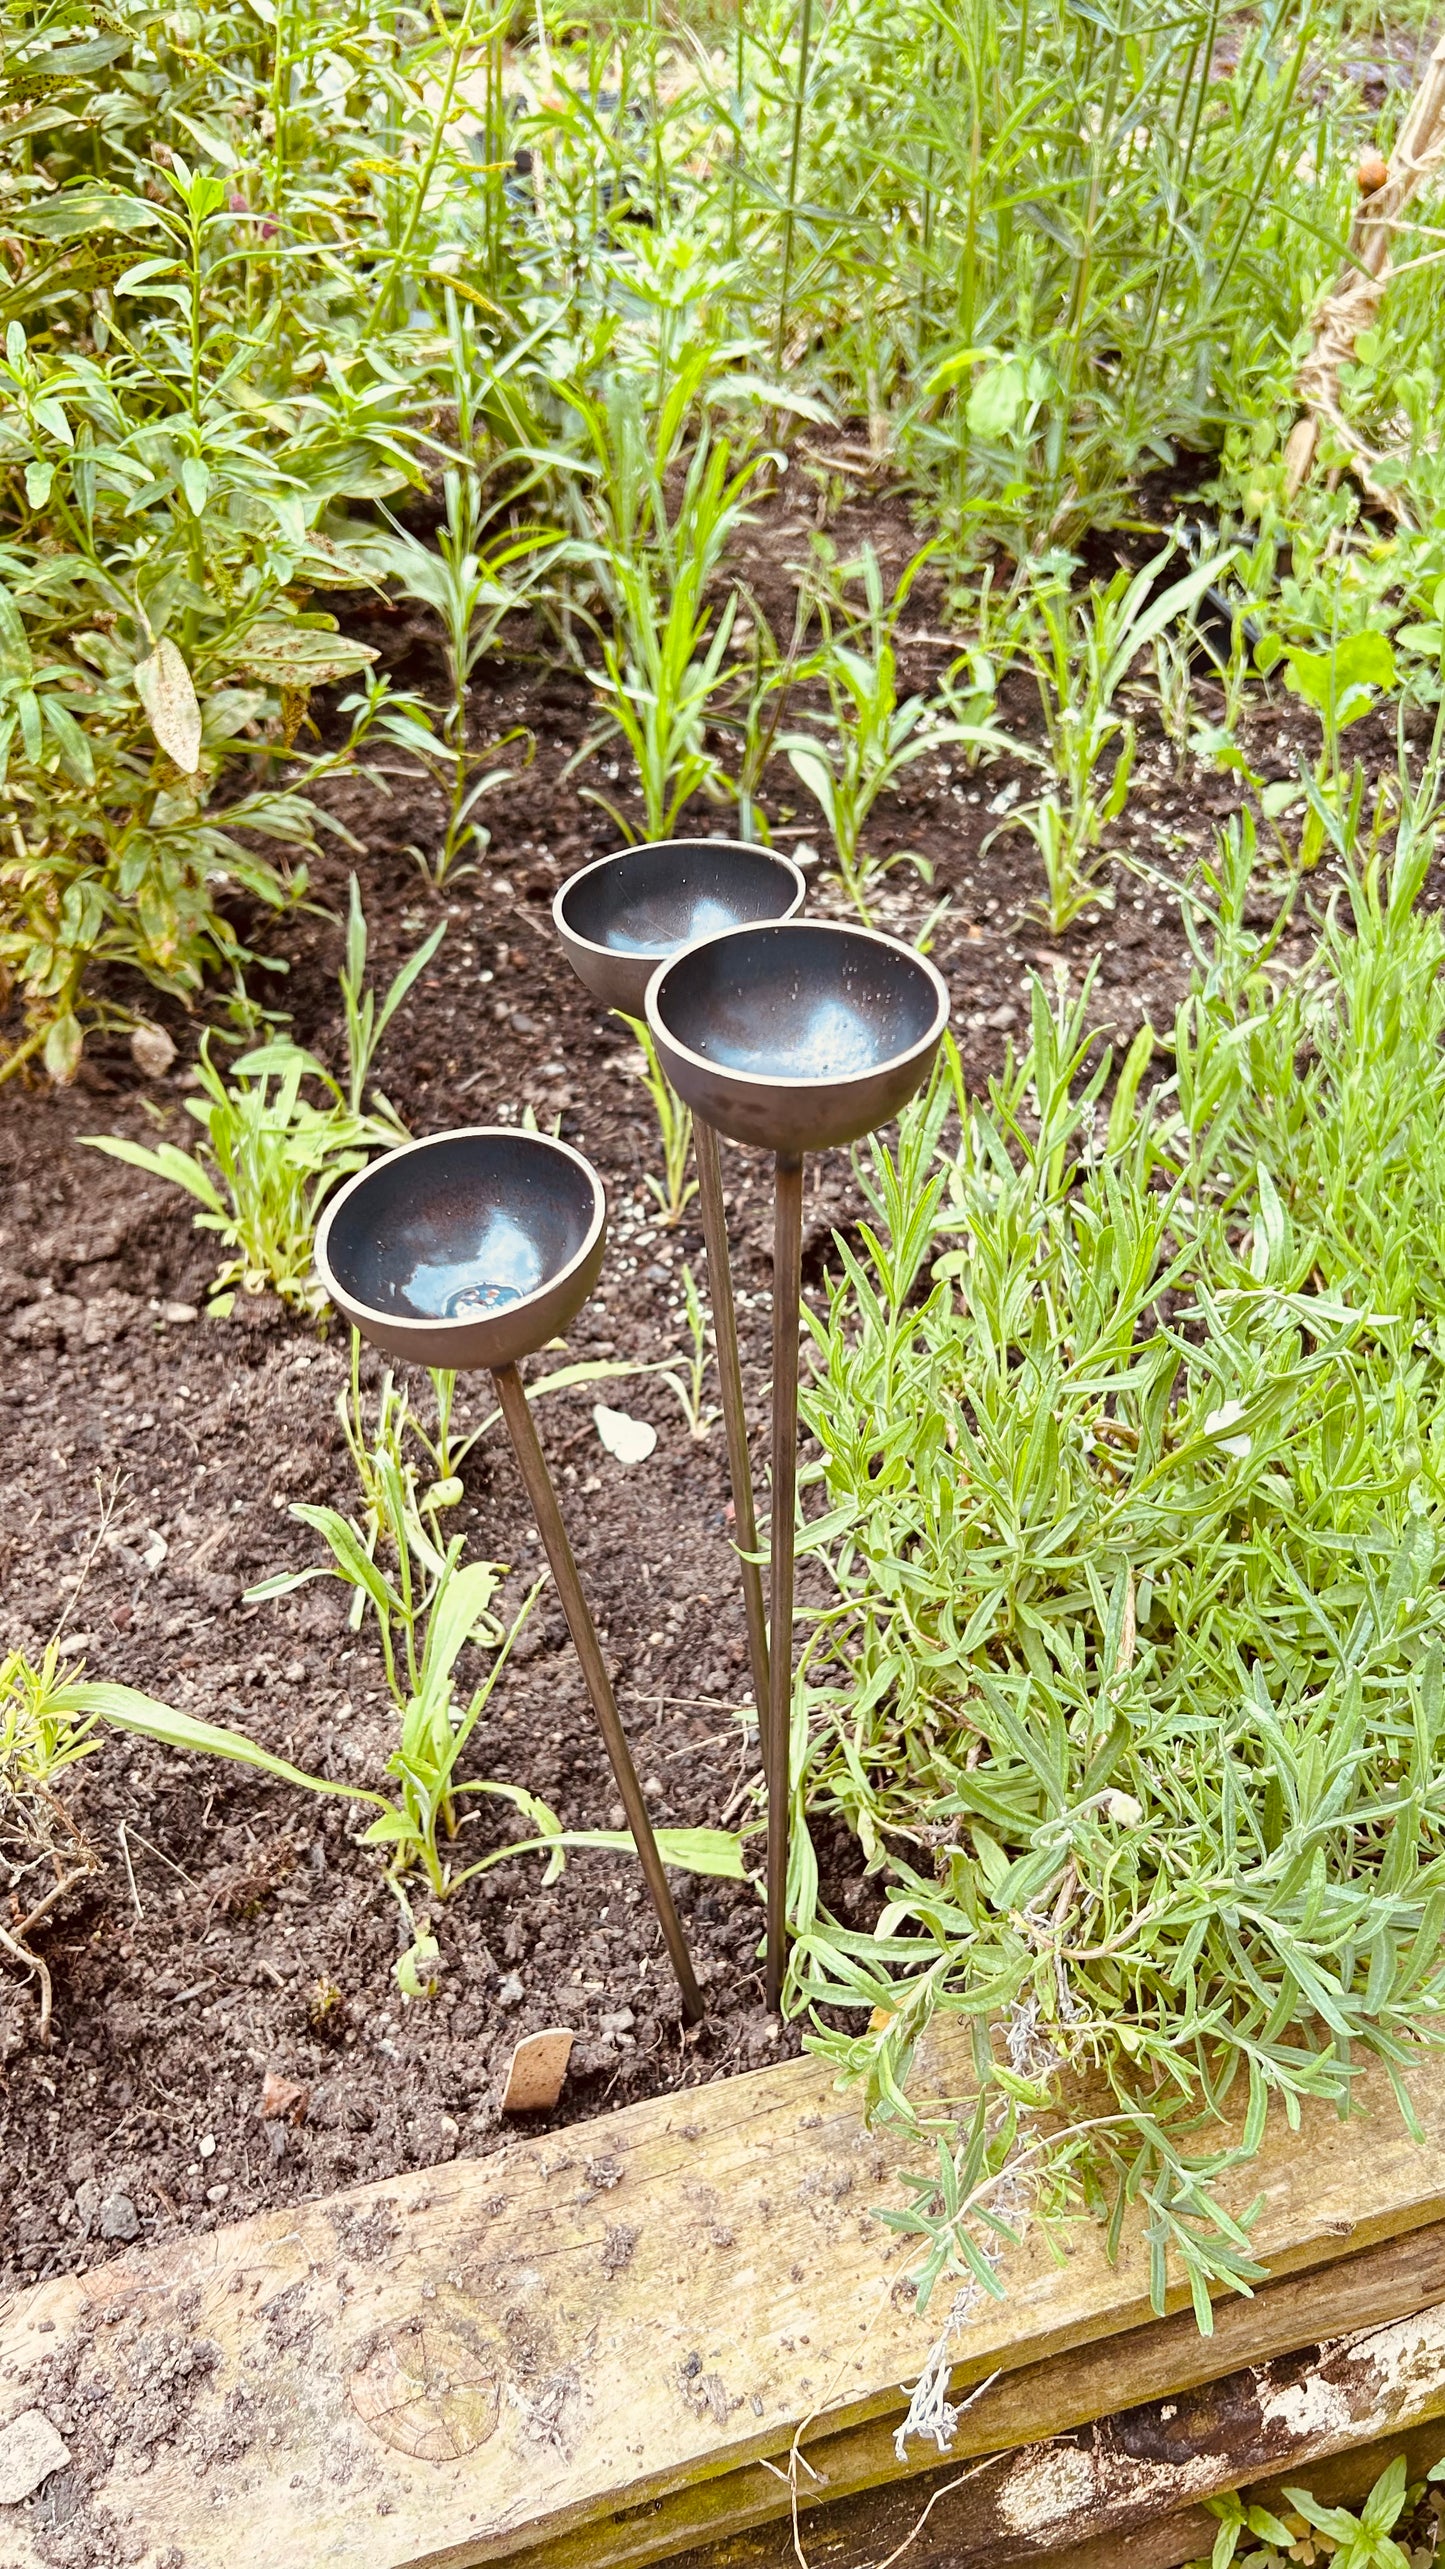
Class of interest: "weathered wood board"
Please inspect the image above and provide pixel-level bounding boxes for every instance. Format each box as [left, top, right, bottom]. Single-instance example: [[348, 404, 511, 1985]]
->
[[1036, 2415, 1445, 2569], [658, 2246, 1445, 2568], [5, 2036, 1445, 2567], [636, 2223, 1445, 2569]]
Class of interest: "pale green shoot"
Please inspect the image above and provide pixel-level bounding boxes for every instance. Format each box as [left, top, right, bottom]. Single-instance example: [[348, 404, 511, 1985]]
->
[[617, 1013, 698, 1228]]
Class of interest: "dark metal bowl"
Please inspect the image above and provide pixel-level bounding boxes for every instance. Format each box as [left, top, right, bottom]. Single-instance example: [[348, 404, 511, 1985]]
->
[[644, 921, 950, 1154], [315, 1128, 606, 1371], [553, 839, 806, 1016]]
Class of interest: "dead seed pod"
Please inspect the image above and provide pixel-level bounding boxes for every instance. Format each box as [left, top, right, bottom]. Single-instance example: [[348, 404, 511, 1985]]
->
[[1357, 149, 1389, 194]]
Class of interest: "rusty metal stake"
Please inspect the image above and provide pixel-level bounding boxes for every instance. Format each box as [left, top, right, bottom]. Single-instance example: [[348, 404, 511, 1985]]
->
[[693, 1118, 771, 1755], [765, 1153, 804, 2015], [492, 1361, 705, 2029]]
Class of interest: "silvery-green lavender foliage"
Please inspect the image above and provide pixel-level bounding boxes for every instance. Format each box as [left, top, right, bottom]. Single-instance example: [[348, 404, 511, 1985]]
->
[[793, 818, 1445, 2321]]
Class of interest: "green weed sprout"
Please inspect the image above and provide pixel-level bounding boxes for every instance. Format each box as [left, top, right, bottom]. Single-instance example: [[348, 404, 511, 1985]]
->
[[778, 543, 1009, 923], [349, 467, 556, 886], [997, 545, 1233, 933], [82, 884, 438, 1314], [1, 1641, 101, 2040], [1195, 2453, 1420, 2569], [661, 1264, 720, 1441], [616, 1012, 698, 1228], [337, 874, 444, 1120], [45, 1356, 742, 2001], [83, 1037, 396, 1317], [566, 358, 765, 841]]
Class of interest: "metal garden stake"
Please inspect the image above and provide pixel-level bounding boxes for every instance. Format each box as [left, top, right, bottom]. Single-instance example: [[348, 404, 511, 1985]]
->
[[552, 839, 806, 1745], [646, 922, 949, 2011], [315, 1125, 705, 2025]]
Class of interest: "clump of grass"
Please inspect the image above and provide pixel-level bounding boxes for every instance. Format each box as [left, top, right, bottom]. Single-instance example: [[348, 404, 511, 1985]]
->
[[791, 814, 1445, 2322], [0, 1640, 102, 2042]]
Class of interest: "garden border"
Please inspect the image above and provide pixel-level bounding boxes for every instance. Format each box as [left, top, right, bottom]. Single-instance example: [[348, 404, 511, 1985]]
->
[[5, 2032, 1445, 2565]]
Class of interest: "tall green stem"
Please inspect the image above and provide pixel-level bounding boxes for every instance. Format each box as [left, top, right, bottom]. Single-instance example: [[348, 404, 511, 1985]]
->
[[774, 0, 816, 371]]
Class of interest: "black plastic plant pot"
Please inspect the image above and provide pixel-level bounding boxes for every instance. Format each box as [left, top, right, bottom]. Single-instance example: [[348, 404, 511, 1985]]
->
[[315, 1127, 605, 1374], [553, 839, 807, 1017]]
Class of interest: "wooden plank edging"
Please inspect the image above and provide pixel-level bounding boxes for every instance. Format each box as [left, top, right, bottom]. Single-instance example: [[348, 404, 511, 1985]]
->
[[594, 2220, 1445, 2569], [654, 2228, 1445, 2569], [4, 2037, 1445, 2564]]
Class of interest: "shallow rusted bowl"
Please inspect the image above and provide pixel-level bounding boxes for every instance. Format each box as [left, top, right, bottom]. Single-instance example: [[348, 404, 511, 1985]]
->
[[553, 839, 807, 1016], [315, 1127, 606, 1372], [644, 921, 949, 1155]]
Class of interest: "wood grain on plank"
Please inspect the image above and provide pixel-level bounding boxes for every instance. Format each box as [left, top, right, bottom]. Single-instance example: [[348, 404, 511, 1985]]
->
[[614, 2222, 1445, 2569], [656, 2289, 1445, 2569], [5, 2038, 1445, 2566]]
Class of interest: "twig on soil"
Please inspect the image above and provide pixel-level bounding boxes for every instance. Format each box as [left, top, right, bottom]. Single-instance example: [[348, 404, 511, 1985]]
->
[[54, 1470, 126, 1643], [121, 1826, 200, 1890], [870, 2448, 999, 2569], [117, 1821, 144, 1918], [16, 1862, 95, 1942], [0, 1915, 53, 2042]]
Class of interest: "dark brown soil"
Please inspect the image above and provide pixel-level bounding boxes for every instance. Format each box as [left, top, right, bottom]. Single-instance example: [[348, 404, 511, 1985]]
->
[[0, 468, 1416, 2291]]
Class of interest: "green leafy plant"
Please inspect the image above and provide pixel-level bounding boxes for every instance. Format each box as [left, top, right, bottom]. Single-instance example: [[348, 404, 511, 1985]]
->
[[779, 542, 1008, 922], [786, 820, 1445, 2323], [617, 1012, 699, 1228], [1255, 632, 1400, 869], [81, 883, 438, 1313], [1195, 2453, 1429, 2569], [0, 0, 553, 1079], [996, 546, 1232, 933]]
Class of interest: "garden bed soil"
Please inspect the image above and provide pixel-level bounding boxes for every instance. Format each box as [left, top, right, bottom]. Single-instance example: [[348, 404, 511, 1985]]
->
[[0, 469, 1427, 2293]]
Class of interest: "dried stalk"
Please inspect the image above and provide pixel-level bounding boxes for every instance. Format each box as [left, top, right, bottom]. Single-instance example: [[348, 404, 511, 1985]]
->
[[1285, 34, 1445, 521], [0, 1916, 54, 2044]]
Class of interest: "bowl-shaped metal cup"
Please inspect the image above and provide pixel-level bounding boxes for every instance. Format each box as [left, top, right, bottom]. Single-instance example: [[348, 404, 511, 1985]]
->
[[644, 921, 950, 1155], [315, 1127, 605, 1372], [554, 839, 807, 1016]]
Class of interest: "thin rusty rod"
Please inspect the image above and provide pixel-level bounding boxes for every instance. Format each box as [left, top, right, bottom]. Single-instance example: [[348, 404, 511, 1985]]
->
[[766, 1151, 804, 2016], [693, 1117, 771, 1755], [492, 1362, 705, 2027]]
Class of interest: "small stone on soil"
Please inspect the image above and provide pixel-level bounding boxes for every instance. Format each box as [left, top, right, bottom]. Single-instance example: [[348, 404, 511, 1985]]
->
[[0, 2408, 71, 2504]]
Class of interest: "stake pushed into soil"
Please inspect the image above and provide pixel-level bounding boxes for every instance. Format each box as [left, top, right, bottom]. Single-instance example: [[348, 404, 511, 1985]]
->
[[767, 1152, 803, 2010], [647, 922, 950, 2013], [693, 1116, 771, 1741], [314, 1124, 705, 2026], [552, 838, 805, 1737], [492, 1361, 703, 2024]]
